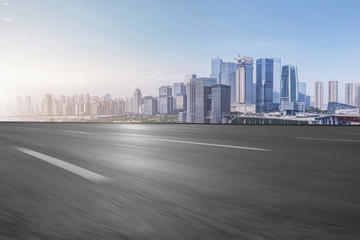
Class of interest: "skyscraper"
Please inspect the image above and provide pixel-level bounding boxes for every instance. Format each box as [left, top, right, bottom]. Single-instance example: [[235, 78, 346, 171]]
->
[[305, 95, 311, 108], [173, 82, 186, 110], [211, 58, 223, 84], [144, 96, 158, 116], [173, 83, 186, 97], [84, 93, 90, 103], [252, 83, 256, 105], [133, 89, 142, 114], [220, 61, 236, 103], [186, 77, 217, 123], [328, 81, 338, 103], [184, 74, 197, 84], [280, 65, 298, 102], [256, 58, 276, 112], [44, 94, 53, 115], [314, 81, 324, 109], [175, 94, 187, 111], [298, 82, 306, 95], [159, 86, 173, 115], [211, 84, 230, 124], [345, 83, 360, 107], [125, 97, 132, 113], [235, 56, 253, 104], [272, 58, 282, 104], [298, 82, 307, 103], [24, 96, 32, 115], [345, 83, 353, 106], [16, 96, 22, 115]]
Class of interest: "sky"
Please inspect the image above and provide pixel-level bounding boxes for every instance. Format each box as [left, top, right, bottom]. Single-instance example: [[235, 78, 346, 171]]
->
[[1, 0, 360, 104]]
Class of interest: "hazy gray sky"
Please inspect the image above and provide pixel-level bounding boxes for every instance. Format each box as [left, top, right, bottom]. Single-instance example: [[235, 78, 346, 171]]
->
[[1, 0, 360, 103]]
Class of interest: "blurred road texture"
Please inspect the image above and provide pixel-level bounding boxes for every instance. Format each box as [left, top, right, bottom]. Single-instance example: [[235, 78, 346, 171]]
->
[[0, 123, 359, 239]]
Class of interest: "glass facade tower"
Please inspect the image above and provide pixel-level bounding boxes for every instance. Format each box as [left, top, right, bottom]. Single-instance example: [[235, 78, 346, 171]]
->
[[186, 77, 217, 123], [280, 65, 298, 103], [211, 84, 231, 124], [220, 62, 236, 104], [211, 58, 223, 84], [272, 58, 281, 104], [298, 82, 306, 95], [159, 86, 173, 115], [298, 82, 307, 103], [173, 83, 186, 97], [173, 82, 186, 110], [133, 89, 142, 114], [256, 58, 274, 112]]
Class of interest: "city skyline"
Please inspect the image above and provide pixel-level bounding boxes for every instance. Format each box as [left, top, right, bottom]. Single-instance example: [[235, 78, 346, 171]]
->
[[1, 0, 360, 105], [6, 58, 360, 117]]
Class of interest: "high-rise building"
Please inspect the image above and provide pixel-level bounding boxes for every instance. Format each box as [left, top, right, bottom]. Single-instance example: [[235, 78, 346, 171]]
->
[[184, 74, 197, 84], [280, 65, 298, 103], [159, 86, 172, 97], [272, 58, 281, 104], [252, 83, 256, 105], [175, 94, 187, 111], [299, 82, 306, 95], [314, 81, 324, 109], [211, 84, 230, 124], [298, 82, 307, 103], [345, 83, 354, 106], [173, 83, 186, 97], [310, 96, 314, 107], [345, 83, 360, 107], [144, 96, 158, 116], [305, 95, 311, 108], [44, 94, 53, 115], [328, 81, 338, 103], [220, 62, 236, 103], [159, 86, 173, 115], [256, 58, 279, 112], [24, 96, 32, 115], [235, 56, 253, 104], [16, 96, 22, 115], [125, 97, 132, 113], [85, 93, 90, 103], [173, 83, 186, 110], [211, 58, 223, 84], [133, 89, 142, 114], [186, 77, 217, 123]]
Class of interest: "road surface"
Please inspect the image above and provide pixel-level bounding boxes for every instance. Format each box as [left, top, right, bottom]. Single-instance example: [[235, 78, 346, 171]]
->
[[0, 123, 359, 239]]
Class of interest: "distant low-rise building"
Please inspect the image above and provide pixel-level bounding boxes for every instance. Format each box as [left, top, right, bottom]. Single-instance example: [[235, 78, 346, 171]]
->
[[231, 103, 256, 114], [280, 101, 305, 116], [327, 102, 359, 115]]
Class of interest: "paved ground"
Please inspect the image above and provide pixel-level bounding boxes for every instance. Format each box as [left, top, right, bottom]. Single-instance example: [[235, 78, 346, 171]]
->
[[0, 123, 359, 239]]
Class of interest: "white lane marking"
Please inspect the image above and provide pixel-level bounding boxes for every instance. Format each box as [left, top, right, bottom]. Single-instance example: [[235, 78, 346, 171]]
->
[[152, 138, 271, 151], [22, 127, 44, 131], [60, 130, 94, 135], [336, 132, 360, 136], [294, 137, 360, 143], [14, 147, 111, 183]]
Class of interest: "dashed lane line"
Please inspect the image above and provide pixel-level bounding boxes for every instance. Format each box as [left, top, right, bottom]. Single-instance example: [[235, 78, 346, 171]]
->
[[152, 138, 271, 151], [14, 146, 111, 183]]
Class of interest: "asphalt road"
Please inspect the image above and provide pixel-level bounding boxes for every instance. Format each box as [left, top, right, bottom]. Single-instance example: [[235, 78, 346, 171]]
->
[[0, 123, 359, 239]]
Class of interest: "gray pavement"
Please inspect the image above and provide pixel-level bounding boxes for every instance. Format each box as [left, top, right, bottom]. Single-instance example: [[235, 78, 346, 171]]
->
[[0, 123, 359, 239]]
